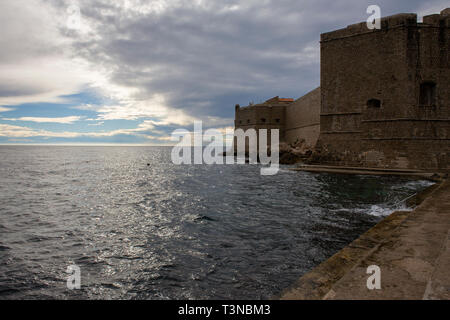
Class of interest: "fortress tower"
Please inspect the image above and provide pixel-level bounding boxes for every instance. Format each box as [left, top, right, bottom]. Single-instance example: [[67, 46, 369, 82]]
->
[[315, 9, 450, 170], [234, 8, 450, 170]]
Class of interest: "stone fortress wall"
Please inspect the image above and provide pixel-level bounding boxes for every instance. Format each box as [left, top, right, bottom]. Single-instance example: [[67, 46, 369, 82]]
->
[[234, 89, 321, 148], [234, 8, 450, 171], [315, 9, 450, 170], [285, 87, 321, 148], [234, 97, 288, 142]]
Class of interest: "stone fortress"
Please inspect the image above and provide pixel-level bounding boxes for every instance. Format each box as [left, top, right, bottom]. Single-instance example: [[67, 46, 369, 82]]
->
[[234, 9, 450, 171]]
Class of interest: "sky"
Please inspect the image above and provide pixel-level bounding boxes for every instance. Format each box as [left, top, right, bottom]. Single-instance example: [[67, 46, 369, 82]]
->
[[0, 0, 447, 145]]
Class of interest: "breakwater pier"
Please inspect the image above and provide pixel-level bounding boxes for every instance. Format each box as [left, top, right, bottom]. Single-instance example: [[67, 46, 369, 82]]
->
[[278, 178, 449, 299]]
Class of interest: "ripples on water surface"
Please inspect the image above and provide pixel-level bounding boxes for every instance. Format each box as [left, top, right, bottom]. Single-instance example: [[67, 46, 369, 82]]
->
[[0, 146, 433, 299]]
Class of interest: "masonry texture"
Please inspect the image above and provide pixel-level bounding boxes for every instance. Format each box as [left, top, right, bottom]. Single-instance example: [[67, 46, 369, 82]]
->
[[234, 89, 321, 153], [234, 9, 450, 171]]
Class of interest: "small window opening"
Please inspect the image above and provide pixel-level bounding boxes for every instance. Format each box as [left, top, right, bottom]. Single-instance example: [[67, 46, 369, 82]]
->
[[261, 118, 266, 123], [247, 119, 250, 124], [419, 82, 436, 106], [367, 99, 381, 108], [275, 119, 280, 123]]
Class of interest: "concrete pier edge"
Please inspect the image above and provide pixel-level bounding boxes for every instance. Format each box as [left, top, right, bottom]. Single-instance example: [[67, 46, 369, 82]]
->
[[275, 177, 449, 300], [289, 164, 447, 181]]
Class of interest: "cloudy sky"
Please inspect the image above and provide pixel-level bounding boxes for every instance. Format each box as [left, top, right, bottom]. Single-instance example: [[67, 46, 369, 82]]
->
[[0, 0, 446, 144]]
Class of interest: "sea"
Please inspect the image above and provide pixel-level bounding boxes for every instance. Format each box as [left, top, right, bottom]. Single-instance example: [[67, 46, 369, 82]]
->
[[0, 146, 433, 299]]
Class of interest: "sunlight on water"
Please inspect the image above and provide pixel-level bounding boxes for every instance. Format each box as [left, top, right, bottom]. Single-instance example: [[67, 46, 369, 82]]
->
[[0, 146, 433, 299]]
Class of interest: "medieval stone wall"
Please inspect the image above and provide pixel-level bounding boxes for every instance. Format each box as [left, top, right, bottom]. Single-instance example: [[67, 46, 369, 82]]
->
[[285, 87, 321, 147], [234, 103, 286, 140], [233, 8, 449, 170], [234, 102, 287, 152], [234, 91, 322, 151], [315, 10, 450, 170]]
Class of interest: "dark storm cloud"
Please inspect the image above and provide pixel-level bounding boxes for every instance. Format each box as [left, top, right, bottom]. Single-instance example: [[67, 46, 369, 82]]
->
[[67, 0, 440, 123], [5, 0, 444, 126]]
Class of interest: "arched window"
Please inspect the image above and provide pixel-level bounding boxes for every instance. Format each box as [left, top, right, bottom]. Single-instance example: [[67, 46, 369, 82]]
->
[[420, 82, 436, 106], [367, 99, 381, 108]]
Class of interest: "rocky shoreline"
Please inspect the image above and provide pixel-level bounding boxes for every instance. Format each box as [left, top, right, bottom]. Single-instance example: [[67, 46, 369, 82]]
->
[[278, 139, 313, 165]]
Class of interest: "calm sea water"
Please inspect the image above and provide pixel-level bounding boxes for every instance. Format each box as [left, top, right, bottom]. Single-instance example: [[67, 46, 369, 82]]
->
[[0, 146, 433, 300]]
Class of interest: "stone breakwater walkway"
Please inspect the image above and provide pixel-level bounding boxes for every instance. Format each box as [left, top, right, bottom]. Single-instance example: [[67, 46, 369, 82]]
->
[[290, 165, 440, 179], [278, 179, 450, 300]]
